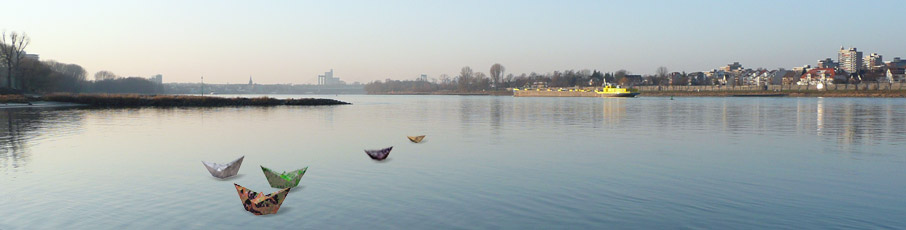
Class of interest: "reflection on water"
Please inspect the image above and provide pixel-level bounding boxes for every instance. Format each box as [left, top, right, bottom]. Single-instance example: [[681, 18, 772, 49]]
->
[[0, 108, 84, 171], [1, 96, 905, 229]]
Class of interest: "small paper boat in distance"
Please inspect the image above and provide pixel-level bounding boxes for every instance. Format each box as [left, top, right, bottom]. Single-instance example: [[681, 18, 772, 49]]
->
[[407, 135, 426, 143], [261, 166, 308, 189], [202, 156, 244, 179], [365, 146, 392, 161], [234, 183, 291, 215]]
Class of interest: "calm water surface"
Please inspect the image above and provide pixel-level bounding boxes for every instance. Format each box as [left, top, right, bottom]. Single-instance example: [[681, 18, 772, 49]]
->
[[1, 95, 905, 229]]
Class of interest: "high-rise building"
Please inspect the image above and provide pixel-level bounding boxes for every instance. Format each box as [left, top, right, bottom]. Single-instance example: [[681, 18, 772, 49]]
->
[[864, 53, 883, 71], [418, 74, 428, 81], [838, 47, 863, 74]]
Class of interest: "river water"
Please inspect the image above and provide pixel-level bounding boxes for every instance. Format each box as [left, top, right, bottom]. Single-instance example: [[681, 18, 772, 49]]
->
[[1, 95, 904, 229]]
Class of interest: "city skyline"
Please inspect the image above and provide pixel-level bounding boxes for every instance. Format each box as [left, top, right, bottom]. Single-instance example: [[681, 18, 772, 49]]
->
[[3, 0, 905, 84]]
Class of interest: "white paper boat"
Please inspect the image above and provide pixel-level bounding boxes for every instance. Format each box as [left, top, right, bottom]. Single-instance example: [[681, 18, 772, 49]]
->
[[202, 156, 244, 179]]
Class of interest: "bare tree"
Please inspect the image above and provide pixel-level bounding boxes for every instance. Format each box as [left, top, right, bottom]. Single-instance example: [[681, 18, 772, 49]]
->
[[45, 60, 87, 82], [504, 73, 514, 87], [94, 70, 118, 81], [489, 63, 505, 89], [656, 66, 669, 86], [0, 31, 31, 89], [474, 72, 489, 91], [656, 66, 668, 79], [613, 69, 628, 85], [458, 66, 473, 91]]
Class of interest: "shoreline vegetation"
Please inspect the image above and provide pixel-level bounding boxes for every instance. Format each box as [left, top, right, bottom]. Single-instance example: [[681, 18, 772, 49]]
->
[[640, 90, 906, 97], [373, 90, 514, 96], [0, 94, 350, 107]]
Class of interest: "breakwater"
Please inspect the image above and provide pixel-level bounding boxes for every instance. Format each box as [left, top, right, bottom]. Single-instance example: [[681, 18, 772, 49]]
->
[[2, 94, 350, 107]]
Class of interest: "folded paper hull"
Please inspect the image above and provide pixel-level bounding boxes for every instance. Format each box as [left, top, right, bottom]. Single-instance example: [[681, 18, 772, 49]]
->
[[365, 146, 393, 161], [262, 166, 308, 188], [202, 156, 244, 179], [407, 135, 425, 143], [234, 183, 291, 215]]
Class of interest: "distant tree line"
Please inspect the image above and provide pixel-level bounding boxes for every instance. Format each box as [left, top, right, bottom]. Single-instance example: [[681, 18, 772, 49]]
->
[[1, 31, 162, 94], [365, 63, 635, 94]]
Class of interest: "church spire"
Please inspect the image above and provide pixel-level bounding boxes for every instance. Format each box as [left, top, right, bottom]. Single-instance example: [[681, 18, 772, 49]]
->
[[248, 76, 253, 85]]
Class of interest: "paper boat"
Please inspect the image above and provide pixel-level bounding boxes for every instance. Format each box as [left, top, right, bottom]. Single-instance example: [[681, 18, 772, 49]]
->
[[261, 166, 308, 189], [365, 146, 392, 161], [234, 183, 291, 215], [202, 156, 244, 179], [407, 135, 426, 143]]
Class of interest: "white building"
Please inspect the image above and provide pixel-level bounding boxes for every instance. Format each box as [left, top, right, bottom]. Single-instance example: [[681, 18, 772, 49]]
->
[[838, 47, 863, 74], [318, 69, 345, 85]]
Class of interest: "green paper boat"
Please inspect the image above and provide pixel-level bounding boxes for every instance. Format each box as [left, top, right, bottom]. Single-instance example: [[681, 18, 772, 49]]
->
[[261, 166, 308, 188]]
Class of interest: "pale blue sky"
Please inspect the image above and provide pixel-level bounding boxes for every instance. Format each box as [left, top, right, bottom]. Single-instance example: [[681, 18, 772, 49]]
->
[[2, 0, 903, 84]]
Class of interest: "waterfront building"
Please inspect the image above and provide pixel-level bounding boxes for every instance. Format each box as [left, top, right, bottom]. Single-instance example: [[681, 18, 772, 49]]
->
[[687, 72, 706, 85], [770, 69, 788, 85], [720, 62, 743, 72], [705, 69, 730, 85], [864, 53, 883, 71], [798, 68, 839, 85], [624, 75, 644, 85], [418, 74, 428, 81], [885, 57, 906, 69], [838, 47, 863, 74], [781, 71, 801, 85], [818, 58, 838, 69]]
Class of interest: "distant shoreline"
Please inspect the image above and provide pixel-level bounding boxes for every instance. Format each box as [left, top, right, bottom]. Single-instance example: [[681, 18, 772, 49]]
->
[[368, 89, 906, 98], [639, 90, 906, 98], [0, 94, 350, 108]]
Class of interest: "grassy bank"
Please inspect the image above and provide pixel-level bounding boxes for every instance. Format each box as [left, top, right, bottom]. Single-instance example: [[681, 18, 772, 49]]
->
[[0, 95, 30, 103], [2, 94, 350, 107], [639, 90, 906, 97]]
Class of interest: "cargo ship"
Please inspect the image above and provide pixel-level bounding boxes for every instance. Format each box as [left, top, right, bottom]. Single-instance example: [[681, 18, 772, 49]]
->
[[513, 82, 639, 98]]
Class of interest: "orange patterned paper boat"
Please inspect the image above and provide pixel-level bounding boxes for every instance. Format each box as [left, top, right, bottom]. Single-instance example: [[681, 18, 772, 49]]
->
[[233, 183, 291, 215]]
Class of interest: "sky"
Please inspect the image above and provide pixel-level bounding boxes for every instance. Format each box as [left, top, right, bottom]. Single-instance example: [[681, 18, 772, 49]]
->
[[2, 0, 905, 84]]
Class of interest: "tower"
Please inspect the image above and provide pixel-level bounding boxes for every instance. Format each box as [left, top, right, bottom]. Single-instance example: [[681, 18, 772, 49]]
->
[[838, 47, 863, 74]]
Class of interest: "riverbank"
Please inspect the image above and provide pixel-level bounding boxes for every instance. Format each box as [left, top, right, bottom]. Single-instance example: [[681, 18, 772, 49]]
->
[[639, 90, 906, 97], [0, 94, 350, 108]]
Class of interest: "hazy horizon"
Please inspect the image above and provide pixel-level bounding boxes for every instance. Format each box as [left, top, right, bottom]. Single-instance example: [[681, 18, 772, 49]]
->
[[3, 0, 904, 84]]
